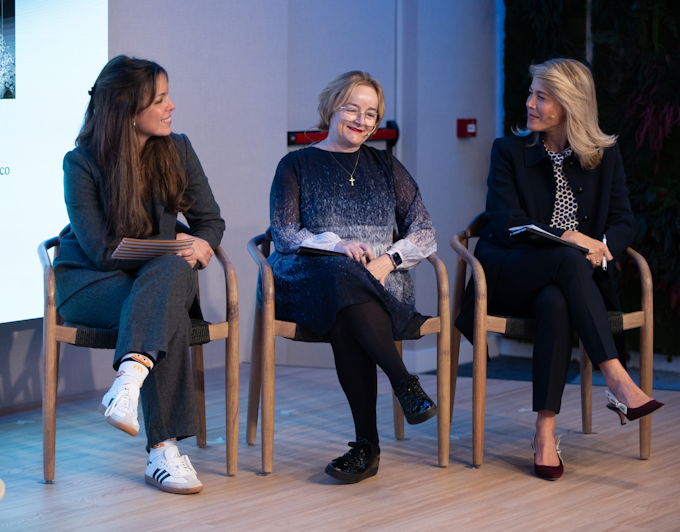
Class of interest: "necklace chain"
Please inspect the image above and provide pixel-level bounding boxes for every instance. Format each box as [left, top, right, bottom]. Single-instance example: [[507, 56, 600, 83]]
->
[[327, 148, 360, 186]]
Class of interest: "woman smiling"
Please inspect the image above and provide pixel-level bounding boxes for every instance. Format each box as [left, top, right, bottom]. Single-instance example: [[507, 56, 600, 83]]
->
[[262, 71, 438, 483], [456, 58, 664, 480]]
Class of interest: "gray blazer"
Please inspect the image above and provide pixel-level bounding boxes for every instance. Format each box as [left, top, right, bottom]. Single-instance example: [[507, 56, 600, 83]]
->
[[54, 133, 225, 309]]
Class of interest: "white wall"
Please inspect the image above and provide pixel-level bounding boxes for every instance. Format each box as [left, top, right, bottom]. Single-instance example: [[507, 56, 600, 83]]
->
[[0, 0, 498, 411]]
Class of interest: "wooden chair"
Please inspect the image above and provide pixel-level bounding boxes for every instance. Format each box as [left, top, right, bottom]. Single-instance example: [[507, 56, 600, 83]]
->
[[246, 231, 451, 474], [450, 212, 654, 467], [38, 223, 240, 483]]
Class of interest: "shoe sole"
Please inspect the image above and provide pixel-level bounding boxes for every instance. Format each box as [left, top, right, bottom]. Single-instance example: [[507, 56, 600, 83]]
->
[[405, 404, 438, 425], [144, 474, 203, 494], [98, 403, 139, 437], [324, 461, 379, 484]]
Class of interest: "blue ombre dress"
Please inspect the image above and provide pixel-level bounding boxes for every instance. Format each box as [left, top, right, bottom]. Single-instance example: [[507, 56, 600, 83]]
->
[[262, 144, 436, 341]]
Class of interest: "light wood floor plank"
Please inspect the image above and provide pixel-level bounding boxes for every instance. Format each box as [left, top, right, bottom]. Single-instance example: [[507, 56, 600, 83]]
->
[[0, 364, 678, 532]]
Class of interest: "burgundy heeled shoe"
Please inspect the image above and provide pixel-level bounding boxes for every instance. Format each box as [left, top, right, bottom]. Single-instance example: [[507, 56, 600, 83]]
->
[[531, 434, 564, 481], [606, 389, 665, 425]]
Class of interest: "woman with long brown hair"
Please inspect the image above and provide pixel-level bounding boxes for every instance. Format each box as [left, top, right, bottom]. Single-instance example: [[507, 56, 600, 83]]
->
[[54, 55, 225, 494]]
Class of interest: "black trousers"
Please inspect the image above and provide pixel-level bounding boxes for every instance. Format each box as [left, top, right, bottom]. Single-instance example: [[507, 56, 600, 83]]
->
[[58, 254, 199, 451], [479, 241, 618, 413]]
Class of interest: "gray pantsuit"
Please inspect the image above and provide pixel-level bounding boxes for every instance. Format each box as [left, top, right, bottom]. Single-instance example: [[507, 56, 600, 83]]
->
[[54, 133, 225, 451], [59, 255, 199, 450]]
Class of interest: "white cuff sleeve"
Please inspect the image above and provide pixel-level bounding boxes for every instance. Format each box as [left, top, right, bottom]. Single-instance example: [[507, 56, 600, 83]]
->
[[293, 231, 342, 252], [387, 239, 435, 270]]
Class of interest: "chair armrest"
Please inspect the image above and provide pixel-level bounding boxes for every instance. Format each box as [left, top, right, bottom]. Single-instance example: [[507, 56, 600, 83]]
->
[[426, 252, 450, 321], [38, 237, 60, 320], [214, 246, 239, 326], [247, 234, 275, 303], [449, 232, 488, 302], [624, 247, 653, 315]]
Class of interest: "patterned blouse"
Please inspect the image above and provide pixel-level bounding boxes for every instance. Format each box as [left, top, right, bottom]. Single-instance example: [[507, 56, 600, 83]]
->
[[544, 140, 579, 231]]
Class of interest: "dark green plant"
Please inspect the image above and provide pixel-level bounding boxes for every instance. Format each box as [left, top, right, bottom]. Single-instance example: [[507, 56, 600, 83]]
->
[[504, 0, 586, 134], [593, 0, 680, 356]]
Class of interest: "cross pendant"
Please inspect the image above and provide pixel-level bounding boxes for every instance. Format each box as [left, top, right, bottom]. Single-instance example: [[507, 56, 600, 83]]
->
[[349, 176, 355, 186]]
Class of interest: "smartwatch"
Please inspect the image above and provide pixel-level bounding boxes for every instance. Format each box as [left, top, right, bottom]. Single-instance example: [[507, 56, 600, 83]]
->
[[390, 251, 403, 268]]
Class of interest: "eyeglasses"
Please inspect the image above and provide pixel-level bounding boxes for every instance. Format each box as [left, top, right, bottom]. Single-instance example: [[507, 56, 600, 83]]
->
[[338, 105, 379, 125]]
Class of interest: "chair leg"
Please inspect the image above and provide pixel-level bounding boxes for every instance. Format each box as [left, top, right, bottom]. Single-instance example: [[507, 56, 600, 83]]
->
[[226, 320, 240, 476], [191, 345, 207, 448], [580, 340, 592, 435], [42, 324, 59, 483], [260, 311, 276, 475], [449, 325, 461, 424], [472, 332, 487, 468], [392, 341, 405, 441], [436, 324, 451, 468], [246, 307, 263, 446], [639, 313, 653, 460]]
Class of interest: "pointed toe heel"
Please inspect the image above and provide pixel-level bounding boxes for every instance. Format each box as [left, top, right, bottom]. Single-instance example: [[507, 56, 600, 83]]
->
[[606, 389, 665, 424]]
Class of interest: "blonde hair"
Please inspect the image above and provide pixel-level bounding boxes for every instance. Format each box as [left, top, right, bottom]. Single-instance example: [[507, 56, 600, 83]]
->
[[317, 71, 385, 133], [517, 58, 616, 170]]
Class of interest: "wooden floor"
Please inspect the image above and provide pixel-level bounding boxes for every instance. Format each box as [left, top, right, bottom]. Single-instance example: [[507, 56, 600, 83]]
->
[[1, 364, 679, 532]]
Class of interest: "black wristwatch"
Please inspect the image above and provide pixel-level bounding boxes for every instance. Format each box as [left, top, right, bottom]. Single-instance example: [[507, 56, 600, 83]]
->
[[390, 251, 403, 268]]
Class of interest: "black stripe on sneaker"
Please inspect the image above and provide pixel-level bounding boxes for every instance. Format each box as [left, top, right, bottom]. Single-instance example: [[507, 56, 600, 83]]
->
[[159, 472, 171, 484], [153, 468, 163, 480]]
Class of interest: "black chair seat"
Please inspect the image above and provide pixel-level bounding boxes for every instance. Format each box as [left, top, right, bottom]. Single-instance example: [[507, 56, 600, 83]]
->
[[62, 318, 213, 349], [493, 310, 624, 339]]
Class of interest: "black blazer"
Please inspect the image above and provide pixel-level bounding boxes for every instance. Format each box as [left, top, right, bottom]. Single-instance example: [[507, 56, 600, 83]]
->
[[54, 133, 225, 309], [455, 134, 638, 343]]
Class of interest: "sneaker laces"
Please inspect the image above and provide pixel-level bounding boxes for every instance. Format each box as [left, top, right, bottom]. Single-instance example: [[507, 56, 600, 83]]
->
[[104, 387, 137, 418], [396, 375, 431, 412], [332, 441, 371, 471], [163, 449, 197, 478]]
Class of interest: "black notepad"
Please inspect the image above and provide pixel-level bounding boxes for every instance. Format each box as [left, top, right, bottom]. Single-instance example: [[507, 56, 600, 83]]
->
[[296, 247, 348, 258], [509, 226, 589, 253]]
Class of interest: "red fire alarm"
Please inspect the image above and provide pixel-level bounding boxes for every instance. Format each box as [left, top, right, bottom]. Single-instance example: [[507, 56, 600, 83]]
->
[[457, 119, 477, 138]]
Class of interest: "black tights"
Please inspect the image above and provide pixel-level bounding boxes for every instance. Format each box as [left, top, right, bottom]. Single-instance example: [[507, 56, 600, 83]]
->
[[326, 302, 410, 448]]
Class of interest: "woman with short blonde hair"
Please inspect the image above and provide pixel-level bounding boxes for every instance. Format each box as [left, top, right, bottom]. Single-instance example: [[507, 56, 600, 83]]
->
[[456, 58, 664, 481], [263, 71, 437, 483]]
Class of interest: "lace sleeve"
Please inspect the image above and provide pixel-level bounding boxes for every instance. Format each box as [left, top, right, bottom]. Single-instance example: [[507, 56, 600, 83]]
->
[[269, 154, 318, 254], [390, 155, 437, 268]]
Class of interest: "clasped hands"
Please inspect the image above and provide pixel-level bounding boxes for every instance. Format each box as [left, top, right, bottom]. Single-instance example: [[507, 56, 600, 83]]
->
[[176, 232, 214, 269], [334, 240, 395, 285], [561, 230, 613, 269]]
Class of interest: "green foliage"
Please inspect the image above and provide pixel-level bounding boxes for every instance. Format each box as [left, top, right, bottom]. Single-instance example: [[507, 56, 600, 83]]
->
[[503, 0, 586, 134], [593, 0, 680, 356]]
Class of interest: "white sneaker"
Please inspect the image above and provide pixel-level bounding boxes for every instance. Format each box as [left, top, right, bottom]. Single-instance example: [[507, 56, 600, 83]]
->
[[99, 383, 140, 437], [145, 447, 203, 494]]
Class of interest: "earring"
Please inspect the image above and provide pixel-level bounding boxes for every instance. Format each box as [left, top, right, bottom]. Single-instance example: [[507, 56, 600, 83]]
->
[[133, 122, 136, 127], [550, 115, 554, 118]]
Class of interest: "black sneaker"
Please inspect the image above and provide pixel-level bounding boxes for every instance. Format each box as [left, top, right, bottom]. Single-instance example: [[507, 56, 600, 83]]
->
[[324, 437, 380, 484], [394, 374, 438, 425]]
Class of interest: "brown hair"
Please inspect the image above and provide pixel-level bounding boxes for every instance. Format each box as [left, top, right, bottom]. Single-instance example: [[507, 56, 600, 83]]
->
[[316, 71, 385, 133], [76, 55, 189, 244]]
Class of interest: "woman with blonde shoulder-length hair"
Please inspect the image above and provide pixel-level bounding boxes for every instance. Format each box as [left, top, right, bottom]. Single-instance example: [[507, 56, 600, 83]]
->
[[262, 70, 438, 483], [456, 58, 664, 480]]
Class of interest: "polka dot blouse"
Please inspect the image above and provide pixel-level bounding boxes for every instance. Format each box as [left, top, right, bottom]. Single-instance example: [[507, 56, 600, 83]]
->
[[544, 140, 579, 231]]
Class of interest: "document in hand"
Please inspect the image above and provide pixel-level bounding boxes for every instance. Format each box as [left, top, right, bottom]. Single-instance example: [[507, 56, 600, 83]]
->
[[112, 237, 195, 260], [508, 225, 589, 253]]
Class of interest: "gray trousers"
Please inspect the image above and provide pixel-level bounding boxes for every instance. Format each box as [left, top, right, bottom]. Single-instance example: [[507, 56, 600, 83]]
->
[[58, 254, 199, 451]]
